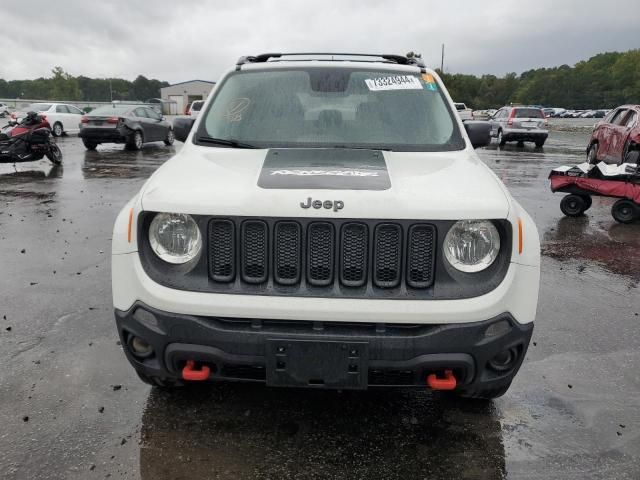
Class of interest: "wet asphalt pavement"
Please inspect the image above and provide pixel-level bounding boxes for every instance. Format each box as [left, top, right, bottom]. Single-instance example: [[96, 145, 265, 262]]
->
[[0, 119, 638, 479]]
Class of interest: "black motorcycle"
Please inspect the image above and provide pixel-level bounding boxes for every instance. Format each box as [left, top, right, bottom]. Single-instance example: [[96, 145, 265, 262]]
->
[[0, 111, 62, 165]]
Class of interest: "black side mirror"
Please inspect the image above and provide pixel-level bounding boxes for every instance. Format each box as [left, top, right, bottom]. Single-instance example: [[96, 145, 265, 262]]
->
[[173, 117, 195, 142], [464, 121, 491, 149]]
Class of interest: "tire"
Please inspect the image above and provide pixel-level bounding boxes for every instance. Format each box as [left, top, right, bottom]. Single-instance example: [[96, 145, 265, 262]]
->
[[497, 129, 506, 146], [82, 139, 98, 150], [611, 199, 638, 224], [52, 122, 63, 137], [560, 194, 587, 217], [580, 195, 593, 211], [136, 371, 184, 388], [535, 139, 545, 148], [587, 143, 599, 164], [164, 128, 175, 146], [126, 130, 143, 150], [45, 144, 63, 165]]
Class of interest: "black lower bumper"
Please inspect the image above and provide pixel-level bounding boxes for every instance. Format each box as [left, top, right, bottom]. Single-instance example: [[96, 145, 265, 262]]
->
[[504, 132, 548, 142], [79, 127, 128, 143], [115, 302, 533, 392]]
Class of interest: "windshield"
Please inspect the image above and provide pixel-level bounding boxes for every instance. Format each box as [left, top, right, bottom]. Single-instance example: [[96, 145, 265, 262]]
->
[[514, 108, 544, 118], [196, 68, 464, 151], [454, 103, 467, 111], [89, 105, 132, 116], [191, 101, 204, 111], [27, 103, 51, 112]]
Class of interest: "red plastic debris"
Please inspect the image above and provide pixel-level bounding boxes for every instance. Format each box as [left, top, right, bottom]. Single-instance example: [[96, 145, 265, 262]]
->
[[427, 369, 457, 390], [182, 360, 210, 381]]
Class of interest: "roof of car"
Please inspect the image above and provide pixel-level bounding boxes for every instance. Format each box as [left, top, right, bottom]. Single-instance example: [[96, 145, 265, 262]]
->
[[236, 52, 427, 72]]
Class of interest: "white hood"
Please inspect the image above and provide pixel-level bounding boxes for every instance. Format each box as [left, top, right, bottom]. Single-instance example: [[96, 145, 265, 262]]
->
[[140, 145, 511, 220]]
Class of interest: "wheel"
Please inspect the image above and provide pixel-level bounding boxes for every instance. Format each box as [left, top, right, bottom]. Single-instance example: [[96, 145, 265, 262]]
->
[[136, 371, 183, 388], [164, 128, 175, 146], [82, 139, 97, 150], [497, 130, 506, 146], [587, 143, 599, 164], [52, 122, 63, 137], [535, 139, 545, 148], [45, 144, 63, 165], [560, 194, 587, 217], [580, 195, 593, 211], [126, 130, 143, 150], [611, 199, 638, 224]]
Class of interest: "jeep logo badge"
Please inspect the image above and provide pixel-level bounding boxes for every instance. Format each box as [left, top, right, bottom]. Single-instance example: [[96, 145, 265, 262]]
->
[[300, 197, 344, 212]]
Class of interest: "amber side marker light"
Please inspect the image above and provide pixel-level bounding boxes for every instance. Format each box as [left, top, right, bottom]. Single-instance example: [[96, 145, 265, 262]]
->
[[518, 218, 523, 254], [127, 208, 134, 243]]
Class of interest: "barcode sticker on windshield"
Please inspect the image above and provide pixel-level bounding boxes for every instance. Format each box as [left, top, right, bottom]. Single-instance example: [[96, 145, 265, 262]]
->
[[365, 75, 423, 91]]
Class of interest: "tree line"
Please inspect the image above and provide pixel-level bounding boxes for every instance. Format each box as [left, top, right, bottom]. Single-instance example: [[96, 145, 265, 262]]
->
[[440, 49, 640, 110], [0, 67, 169, 102], [0, 49, 638, 109]]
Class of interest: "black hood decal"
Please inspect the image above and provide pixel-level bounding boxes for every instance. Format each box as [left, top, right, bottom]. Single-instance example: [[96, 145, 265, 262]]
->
[[258, 149, 391, 190]]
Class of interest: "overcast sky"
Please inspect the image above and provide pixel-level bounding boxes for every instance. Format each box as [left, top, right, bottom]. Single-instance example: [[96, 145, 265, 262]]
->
[[1, 0, 638, 83]]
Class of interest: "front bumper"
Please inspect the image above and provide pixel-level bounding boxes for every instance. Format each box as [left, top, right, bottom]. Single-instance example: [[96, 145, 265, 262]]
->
[[116, 302, 533, 391]]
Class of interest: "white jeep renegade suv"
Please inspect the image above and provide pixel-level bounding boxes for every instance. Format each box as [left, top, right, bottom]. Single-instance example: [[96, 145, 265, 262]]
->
[[112, 53, 540, 399]]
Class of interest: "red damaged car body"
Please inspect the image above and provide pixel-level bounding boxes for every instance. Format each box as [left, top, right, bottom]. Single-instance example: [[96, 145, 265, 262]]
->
[[586, 105, 640, 165]]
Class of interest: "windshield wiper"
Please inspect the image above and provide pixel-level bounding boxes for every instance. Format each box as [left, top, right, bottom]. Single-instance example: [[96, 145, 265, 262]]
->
[[197, 136, 258, 149]]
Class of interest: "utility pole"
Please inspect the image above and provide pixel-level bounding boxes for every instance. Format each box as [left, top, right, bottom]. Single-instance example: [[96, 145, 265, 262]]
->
[[109, 79, 113, 102], [440, 44, 445, 73]]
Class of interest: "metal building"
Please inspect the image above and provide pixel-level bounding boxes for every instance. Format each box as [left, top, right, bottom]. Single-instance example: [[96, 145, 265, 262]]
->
[[160, 80, 216, 114]]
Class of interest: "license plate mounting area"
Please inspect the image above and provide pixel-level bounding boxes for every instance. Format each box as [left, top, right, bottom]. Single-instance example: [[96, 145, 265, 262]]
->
[[266, 339, 369, 390]]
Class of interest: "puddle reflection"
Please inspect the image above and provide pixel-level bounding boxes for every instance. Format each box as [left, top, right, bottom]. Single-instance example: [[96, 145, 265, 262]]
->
[[82, 145, 174, 179], [139, 384, 506, 480], [543, 216, 640, 279]]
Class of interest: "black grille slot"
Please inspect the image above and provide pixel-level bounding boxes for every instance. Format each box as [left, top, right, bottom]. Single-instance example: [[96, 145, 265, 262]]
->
[[407, 224, 436, 288], [340, 223, 368, 287], [208, 220, 235, 282], [307, 222, 335, 286], [373, 224, 402, 288], [241, 220, 268, 283], [274, 222, 301, 285]]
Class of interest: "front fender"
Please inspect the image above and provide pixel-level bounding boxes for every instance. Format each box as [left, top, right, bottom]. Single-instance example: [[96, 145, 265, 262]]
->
[[113, 195, 143, 255]]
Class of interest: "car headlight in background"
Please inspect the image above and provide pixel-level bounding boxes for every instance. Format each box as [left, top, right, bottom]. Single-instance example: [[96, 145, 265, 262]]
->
[[149, 213, 202, 264], [443, 220, 500, 273]]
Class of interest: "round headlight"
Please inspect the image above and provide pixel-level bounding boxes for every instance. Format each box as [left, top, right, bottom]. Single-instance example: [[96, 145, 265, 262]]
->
[[149, 213, 202, 264], [444, 220, 500, 273]]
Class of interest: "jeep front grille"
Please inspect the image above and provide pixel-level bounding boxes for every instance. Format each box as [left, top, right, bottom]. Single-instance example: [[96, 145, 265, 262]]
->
[[207, 217, 436, 294]]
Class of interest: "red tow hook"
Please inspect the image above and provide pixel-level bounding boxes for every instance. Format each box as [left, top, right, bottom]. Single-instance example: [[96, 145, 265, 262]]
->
[[427, 369, 457, 391], [182, 360, 210, 381]]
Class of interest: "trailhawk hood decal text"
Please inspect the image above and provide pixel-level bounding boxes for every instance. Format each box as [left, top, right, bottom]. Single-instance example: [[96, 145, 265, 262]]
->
[[257, 149, 391, 190]]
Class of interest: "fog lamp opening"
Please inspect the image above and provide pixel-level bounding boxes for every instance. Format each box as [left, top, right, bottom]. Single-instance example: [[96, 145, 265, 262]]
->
[[127, 335, 154, 359], [488, 347, 519, 372]]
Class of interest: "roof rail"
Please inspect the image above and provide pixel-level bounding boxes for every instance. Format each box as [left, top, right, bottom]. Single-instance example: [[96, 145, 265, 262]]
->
[[236, 52, 426, 72]]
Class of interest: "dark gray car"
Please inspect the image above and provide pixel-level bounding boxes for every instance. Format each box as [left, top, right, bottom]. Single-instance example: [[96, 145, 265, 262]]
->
[[78, 104, 174, 150]]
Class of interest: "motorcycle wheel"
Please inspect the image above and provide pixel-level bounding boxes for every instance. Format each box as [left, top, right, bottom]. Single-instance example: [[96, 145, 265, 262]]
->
[[46, 144, 63, 165]]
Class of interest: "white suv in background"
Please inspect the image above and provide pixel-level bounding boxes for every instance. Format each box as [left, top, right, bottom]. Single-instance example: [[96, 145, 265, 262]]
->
[[454, 102, 473, 121], [113, 53, 540, 399], [187, 100, 205, 118], [12, 102, 84, 136]]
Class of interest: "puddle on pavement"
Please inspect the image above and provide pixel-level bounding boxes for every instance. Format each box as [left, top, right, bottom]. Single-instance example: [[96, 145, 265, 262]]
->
[[139, 384, 507, 479], [542, 216, 640, 280]]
